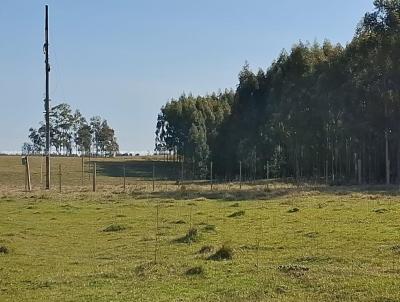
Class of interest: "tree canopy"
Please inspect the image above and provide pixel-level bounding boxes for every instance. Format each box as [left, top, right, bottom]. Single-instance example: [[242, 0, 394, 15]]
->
[[26, 103, 119, 156], [155, 0, 400, 183]]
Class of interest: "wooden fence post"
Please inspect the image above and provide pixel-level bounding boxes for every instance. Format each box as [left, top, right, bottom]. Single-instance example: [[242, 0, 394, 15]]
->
[[40, 155, 43, 189], [58, 164, 62, 193], [81, 156, 84, 186], [239, 161, 242, 189], [210, 161, 213, 190], [25, 156, 32, 192], [123, 164, 126, 192], [152, 163, 155, 192], [93, 162, 97, 192]]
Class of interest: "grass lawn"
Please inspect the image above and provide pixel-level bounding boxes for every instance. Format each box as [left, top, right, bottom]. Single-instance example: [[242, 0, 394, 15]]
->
[[1, 189, 400, 301], [1, 156, 400, 301]]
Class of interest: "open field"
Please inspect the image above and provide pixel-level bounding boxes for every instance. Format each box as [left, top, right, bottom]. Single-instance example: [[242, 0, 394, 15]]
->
[[1, 157, 400, 301]]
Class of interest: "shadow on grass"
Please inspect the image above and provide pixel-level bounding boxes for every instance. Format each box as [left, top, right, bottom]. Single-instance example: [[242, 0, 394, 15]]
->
[[94, 160, 180, 180], [90, 159, 400, 200], [131, 182, 400, 201]]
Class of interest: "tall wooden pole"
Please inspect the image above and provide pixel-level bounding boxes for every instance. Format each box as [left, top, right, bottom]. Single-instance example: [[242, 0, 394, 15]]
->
[[44, 5, 51, 190]]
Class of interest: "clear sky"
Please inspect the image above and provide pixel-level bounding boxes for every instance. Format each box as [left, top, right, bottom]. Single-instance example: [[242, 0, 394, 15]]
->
[[0, 0, 375, 153]]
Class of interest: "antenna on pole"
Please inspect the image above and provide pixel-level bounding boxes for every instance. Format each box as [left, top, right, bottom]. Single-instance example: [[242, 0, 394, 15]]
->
[[44, 5, 51, 189]]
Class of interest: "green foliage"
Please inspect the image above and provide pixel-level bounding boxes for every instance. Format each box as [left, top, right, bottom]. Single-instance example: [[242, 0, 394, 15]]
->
[[156, 2, 400, 184], [27, 103, 119, 156], [2, 188, 400, 301]]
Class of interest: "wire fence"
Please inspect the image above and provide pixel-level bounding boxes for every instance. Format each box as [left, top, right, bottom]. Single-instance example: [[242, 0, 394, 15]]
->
[[0, 155, 327, 195]]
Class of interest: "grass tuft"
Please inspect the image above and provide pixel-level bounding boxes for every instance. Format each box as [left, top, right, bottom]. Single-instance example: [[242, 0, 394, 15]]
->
[[197, 245, 213, 254], [228, 210, 245, 218], [103, 224, 126, 232], [208, 245, 233, 261], [0, 245, 9, 254], [175, 228, 199, 243], [373, 208, 388, 214], [278, 264, 309, 277], [173, 220, 186, 224], [185, 266, 204, 276], [203, 224, 216, 232]]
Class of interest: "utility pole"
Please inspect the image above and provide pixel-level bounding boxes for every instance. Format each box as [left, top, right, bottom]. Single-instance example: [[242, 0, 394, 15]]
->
[[44, 5, 51, 190]]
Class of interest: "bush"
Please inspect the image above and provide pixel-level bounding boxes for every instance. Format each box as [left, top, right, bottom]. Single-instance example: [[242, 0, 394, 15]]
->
[[208, 245, 233, 261]]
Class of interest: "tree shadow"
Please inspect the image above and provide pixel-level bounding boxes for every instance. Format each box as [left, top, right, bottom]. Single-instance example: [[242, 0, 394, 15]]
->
[[94, 160, 180, 180]]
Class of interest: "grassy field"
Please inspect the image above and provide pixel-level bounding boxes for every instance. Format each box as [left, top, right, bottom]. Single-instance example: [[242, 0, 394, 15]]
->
[[1, 156, 400, 301]]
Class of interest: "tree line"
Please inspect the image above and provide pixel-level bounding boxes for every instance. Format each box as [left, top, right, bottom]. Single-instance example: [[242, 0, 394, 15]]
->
[[155, 0, 400, 184], [24, 103, 119, 156]]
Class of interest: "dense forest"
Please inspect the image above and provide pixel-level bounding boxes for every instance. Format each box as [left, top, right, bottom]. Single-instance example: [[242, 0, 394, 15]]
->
[[155, 0, 400, 184], [24, 103, 119, 156]]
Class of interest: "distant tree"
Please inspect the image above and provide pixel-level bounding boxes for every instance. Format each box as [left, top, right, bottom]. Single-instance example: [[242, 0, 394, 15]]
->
[[27, 103, 119, 157], [21, 142, 33, 155]]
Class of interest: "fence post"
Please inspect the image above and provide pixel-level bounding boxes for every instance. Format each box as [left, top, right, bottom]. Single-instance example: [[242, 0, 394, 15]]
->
[[325, 160, 328, 184], [210, 161, 213, 191], [239, 161, 242, 189], [25, 156, 32, 192], [93, 162, 97, 192], [152, 163, 155, 192], [155, 202, 159, 264], [181, 157, 184, 184], [40, 155, 43, 189], [123, 164, 126, 192], [81, 156, 84, 186], [58, 164, 62, 193]]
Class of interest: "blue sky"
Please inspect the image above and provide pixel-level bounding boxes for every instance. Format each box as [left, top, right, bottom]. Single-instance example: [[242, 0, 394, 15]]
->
[[0, 0, 375, 152]]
